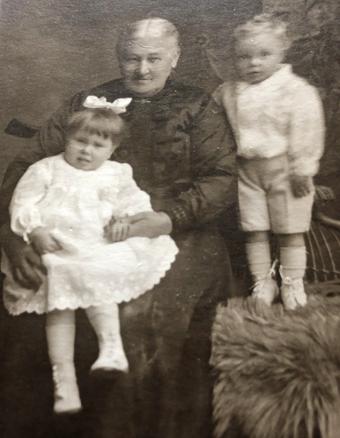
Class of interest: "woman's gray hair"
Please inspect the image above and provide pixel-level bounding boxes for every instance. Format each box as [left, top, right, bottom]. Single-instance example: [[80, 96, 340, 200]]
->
[[116, 18, 180, 57], [233, 14, 291, 51]]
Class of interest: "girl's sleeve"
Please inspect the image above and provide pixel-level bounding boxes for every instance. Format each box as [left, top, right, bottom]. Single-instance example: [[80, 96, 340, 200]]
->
[[288, 84, 325, 177], [116, 164, 153, 215], [9, 160, 52, 242]]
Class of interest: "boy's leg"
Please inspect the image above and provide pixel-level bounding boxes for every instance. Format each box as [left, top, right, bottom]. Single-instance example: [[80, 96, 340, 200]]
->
[[238, 158, 279, 305], [265, 154, 314, 309], [46, 309, 82, 414], [85, 303, 128, 374], [245, 232, 279, 305], [278, 233, 308, 310]]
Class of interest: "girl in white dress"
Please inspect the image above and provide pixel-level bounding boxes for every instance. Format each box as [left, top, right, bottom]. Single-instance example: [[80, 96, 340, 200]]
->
[[1, 97, 178, 414]]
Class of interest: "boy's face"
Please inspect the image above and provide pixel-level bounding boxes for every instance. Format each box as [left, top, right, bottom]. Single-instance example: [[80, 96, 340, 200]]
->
[[235, 33, 285, 84], [64, 131, 117, 171]]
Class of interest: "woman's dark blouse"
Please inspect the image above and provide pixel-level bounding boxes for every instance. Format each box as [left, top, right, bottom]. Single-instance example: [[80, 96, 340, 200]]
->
[[0, 79, 236, 231]]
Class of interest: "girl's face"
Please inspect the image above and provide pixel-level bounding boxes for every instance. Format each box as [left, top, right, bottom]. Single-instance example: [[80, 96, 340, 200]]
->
[[234, 33, 285, 84], [64, 131, 118, 171]]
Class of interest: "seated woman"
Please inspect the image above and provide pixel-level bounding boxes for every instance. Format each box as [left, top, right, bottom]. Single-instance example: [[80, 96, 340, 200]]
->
[[0, 17, 236, 438]]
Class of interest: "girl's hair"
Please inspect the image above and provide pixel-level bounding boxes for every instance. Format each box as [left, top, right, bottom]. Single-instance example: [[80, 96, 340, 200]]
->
[[116, 17, 180, 57], [233, 13, 291, 51], [66, 108, 127, 145]]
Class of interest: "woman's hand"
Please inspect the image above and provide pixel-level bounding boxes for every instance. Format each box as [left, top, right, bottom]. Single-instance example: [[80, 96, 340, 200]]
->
[[0, 224, 45, 288], [107, 217, 131, 242], [127, 211, 173, 238], [29, 226, 62, 255], [290, 175, 313, 198]]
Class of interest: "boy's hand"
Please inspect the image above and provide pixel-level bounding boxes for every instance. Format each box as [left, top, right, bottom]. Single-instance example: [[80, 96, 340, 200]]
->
[[108, 217, 131, 242], [290, 175, 312, 198], [29, 226, 62, 255]]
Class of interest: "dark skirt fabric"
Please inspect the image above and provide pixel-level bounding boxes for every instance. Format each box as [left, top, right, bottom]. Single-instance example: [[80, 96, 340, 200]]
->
[[0, 226, 232, 438]]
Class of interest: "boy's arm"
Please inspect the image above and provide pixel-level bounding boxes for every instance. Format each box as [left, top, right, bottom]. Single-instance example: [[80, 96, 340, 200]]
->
[[288, 84, 325, 178]]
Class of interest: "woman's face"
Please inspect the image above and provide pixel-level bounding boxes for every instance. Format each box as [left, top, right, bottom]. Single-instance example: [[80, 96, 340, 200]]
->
[[119, 35, 179, 97]]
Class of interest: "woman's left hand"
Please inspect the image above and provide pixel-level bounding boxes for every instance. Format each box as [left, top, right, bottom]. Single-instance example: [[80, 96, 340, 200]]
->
[[110, 218, 131, 242], [127, 211, 173, 238]]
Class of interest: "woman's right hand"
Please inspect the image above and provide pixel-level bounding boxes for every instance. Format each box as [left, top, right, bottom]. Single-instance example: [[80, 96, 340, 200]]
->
[[0, 224, 45, 288], [29, 226, 62, 255]]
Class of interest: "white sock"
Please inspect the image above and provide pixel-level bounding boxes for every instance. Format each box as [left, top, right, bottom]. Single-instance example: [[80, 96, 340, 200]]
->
[[280, 246, 306, 280], [246, 241, 272, 281]]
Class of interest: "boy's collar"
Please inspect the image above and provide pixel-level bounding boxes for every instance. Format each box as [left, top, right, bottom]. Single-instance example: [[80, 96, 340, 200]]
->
[[237, 64, 293, 92]]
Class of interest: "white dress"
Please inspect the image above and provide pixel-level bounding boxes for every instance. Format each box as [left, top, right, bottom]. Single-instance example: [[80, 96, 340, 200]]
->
[[2, 154, 178, 315]]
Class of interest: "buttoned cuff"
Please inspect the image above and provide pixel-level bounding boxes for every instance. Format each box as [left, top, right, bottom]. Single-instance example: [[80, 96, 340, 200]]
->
[[162, 204, 193, 234]]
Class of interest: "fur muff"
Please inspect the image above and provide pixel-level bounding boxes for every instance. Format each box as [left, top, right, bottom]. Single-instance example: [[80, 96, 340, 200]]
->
[[211, 292, 340, 438]]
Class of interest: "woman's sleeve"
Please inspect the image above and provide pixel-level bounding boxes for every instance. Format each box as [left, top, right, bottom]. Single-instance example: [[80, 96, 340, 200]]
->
[[0, 92, 85, 227], [162, 96, 237, 232], [116, 164, 153, 216], [9, 160, 52, 242], [288, 84, 325, 177]]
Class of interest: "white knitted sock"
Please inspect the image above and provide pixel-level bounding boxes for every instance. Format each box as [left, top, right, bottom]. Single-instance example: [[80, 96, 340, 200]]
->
[[246, 241, 272, 280], [280, 246, 306, 280]]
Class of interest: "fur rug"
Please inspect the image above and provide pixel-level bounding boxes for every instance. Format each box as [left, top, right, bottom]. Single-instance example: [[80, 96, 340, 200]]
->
[[211, 289, 340, 438]]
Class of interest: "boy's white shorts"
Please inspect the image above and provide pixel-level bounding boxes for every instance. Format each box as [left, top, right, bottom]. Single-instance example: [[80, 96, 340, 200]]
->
[[238, 154, 314, 234]]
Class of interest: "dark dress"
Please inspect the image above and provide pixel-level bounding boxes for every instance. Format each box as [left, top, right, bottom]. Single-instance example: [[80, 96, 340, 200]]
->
[[0, 79, 236, 438]]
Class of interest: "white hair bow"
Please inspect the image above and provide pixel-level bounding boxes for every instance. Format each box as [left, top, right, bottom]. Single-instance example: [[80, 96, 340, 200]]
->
[[83, 95, 132, 114]]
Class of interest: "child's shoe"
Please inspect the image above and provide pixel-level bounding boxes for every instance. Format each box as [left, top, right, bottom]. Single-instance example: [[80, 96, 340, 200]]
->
[[252, 276, 279, 306], [52, 363, 82, 415], [90, 335, 129, 375], [280, 275, 307, 310]]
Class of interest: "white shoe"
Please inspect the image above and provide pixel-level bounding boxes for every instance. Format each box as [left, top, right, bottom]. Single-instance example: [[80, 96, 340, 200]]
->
[[52, 363, 82, 415], [90, 338, 129, 375], [281, 276, 307, 310], [252, 276, 279, 306]]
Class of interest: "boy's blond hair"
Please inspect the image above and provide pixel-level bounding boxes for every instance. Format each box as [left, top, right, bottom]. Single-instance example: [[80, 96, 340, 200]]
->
[[234, 14, 291, 51]]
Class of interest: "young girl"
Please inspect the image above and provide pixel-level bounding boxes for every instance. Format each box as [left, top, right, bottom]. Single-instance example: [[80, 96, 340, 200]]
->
[[214, 14, 325, 310], [1, 96, 178, 414]]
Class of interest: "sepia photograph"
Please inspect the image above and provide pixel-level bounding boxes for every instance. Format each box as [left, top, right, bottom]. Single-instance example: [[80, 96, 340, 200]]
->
[[0, 1, 340, 437]]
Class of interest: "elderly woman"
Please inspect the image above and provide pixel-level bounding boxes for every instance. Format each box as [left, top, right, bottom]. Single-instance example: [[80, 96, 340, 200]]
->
[[0, 18, 236, 438]]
